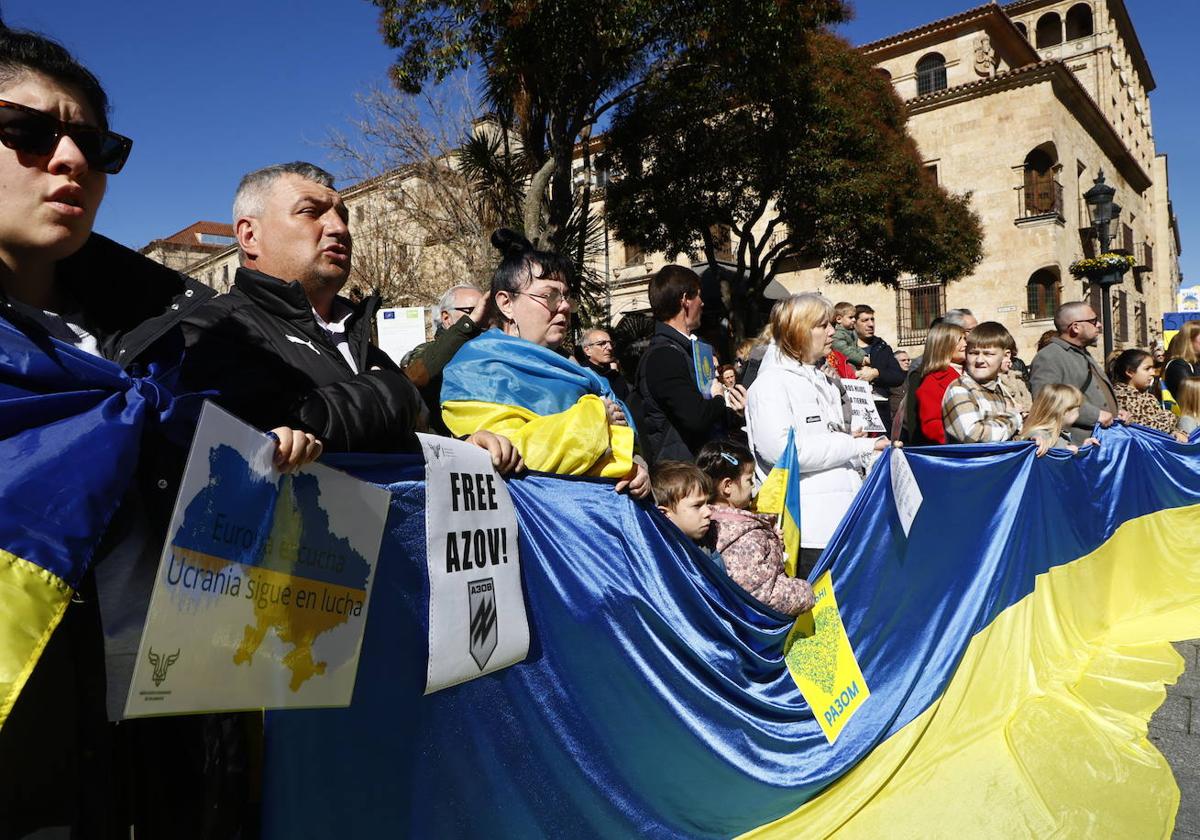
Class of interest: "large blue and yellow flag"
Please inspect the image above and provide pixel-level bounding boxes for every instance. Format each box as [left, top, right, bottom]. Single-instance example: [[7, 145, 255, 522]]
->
[[0, 316, 191, 727], [441, 328, 636, 479], [261, 427, 1200, 838], [755, 428, 802, 576]]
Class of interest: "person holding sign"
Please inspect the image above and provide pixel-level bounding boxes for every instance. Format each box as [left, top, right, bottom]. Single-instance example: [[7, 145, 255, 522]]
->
[[745, 294, 892, 572], [0, 29, 318, 838], [634, 264, 747, 464], [441, 230, 649, 497]]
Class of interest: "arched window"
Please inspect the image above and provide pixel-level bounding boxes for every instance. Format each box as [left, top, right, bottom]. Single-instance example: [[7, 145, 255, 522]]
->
[[1014, 21, 1028, 39], [1027, 269, 1061, 320], [875, 68, 892, 82], [1023, 145, 1060, 215], [1065, 4, 1094, 40], [916, 53, 947, 96], [1036, 12, 1063, 48]]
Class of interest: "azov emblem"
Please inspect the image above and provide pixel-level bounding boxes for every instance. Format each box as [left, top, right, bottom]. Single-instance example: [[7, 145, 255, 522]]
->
[[468, 578, 498, 670], [148, 648, 180, 687]]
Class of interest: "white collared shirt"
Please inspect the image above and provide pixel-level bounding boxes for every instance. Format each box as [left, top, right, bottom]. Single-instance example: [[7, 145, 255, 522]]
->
[[313, 301, 358, 373]]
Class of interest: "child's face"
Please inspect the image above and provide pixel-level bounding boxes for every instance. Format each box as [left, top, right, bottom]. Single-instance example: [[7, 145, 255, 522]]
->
[[1064, 405, 1081, 427], [1129, 356, 1156, 391], [837, 312, 856, 330], [661, 489, 711, 542], [720, 463, 756, 510], [965, 345, 1005, 383]]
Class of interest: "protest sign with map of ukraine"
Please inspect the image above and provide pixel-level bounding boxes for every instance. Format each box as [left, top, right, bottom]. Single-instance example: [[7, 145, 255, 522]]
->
[[124, 402, 390, 717]]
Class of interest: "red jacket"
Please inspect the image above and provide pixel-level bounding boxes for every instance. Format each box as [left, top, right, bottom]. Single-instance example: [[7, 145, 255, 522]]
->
[[826, 349, 857, 380], [916, 367, 960, 444]]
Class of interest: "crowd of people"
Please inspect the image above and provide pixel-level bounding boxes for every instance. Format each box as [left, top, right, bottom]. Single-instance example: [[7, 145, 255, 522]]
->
[[2, 25, 1199, 838]]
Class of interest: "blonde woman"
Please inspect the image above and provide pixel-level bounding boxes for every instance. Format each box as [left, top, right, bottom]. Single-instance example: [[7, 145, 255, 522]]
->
[[745, 293, 892, 576], [912, 322, 967, 444], [1176, 378, 1200, 435], [1018, 384, 1098, 456], [1163, 320, 1200, 397]]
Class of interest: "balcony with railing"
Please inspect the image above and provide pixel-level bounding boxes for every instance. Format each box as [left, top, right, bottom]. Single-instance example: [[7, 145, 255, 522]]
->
[[1015, 178, 1064, 224]]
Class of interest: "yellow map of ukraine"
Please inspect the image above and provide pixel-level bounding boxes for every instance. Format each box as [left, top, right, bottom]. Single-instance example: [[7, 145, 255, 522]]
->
[[171, 445, 371, 691]]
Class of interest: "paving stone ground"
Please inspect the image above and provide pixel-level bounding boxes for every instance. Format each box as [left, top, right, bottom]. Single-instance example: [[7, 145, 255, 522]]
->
[[1148, 640, 1200, 839]]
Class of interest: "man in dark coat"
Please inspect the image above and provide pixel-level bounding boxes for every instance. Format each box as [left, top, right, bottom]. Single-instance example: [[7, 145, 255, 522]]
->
[[851, 304, 907, 433], [182, 162, 427, 453], [634, 265, 745, 464], [579, 327, 629, 401]]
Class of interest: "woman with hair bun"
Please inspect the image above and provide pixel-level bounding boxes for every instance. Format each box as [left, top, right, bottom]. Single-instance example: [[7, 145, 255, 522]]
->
[[441, 229, 650, 496]]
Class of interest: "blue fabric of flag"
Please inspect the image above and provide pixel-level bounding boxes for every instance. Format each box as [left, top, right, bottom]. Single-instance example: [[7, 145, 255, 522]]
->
[[260, 428, 1200, 838], [441, 328, 634, 431]]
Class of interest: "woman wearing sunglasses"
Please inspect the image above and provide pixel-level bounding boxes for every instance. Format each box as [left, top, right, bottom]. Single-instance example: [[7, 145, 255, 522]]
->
[[441, 229, 650, 497], [0, 29, 305, 837]]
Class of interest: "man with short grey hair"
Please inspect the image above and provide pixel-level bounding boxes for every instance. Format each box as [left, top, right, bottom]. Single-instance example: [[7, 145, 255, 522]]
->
[[403, 282, 488, 434], [579, 328, 628, 400], [435, 283, 483, 333], [1029, 300, 1126, 444], [183, 163, 519, 471]]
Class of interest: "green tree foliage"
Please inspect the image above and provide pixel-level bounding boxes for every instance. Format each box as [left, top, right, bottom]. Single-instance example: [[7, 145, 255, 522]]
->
[[371, 0, 847, 326], [603, 30, 985, 329]]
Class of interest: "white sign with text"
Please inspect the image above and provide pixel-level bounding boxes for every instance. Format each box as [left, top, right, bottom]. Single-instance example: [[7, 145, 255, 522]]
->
[[889, 448, 924, 537], [420, 434, 528, 694], [125, 403, 389, 717], [841, 379, 887, 434]]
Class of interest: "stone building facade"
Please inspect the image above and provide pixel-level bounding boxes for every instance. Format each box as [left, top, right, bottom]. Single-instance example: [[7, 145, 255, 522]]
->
[[780, 1, 1180, 358], [599, 0, 1184, 361], [144, 1, 1182, 363]]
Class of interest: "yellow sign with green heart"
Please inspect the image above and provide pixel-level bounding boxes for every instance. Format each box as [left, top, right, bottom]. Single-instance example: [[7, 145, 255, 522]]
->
[[783, 571, 870, 743]]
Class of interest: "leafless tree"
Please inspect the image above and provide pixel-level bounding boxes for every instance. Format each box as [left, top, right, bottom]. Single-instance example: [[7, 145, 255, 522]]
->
[[325, 73, 500, 306]]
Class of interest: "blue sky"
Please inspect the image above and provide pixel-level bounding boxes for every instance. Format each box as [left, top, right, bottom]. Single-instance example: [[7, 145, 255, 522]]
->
[[1, 0, 1194, 287]]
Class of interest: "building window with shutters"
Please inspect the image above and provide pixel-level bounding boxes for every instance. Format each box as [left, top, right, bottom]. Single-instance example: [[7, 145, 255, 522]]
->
[[895, 277, 946, 346], [1025, 268, 1060, 321]]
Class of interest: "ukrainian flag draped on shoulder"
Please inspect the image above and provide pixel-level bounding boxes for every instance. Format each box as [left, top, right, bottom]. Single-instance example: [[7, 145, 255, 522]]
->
[[0, 315, 187, 727], [441, 328, 636, 478], [756, 428, 802, 576], [262, 426, 1200, 838]]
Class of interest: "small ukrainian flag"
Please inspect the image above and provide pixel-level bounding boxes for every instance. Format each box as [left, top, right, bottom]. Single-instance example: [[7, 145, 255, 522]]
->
[[755, 428, 803, 577]]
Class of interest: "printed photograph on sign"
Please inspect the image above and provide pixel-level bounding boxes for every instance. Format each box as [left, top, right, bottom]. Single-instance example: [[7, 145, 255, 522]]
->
[[841, 379, 886, 434], [124, 403, 390, 717]]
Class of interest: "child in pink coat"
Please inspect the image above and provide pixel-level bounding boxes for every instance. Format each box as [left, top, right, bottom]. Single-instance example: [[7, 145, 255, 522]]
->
[[697, 440, 814, 616]]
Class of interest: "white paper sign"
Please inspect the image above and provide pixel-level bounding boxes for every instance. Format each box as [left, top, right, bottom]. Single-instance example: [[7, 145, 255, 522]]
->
[[842, 378, 886, 434], [125, 402, 390, 717], [420, 433, 528, 694], [377, 306, 428, 364], [889, 448, 924, 537]]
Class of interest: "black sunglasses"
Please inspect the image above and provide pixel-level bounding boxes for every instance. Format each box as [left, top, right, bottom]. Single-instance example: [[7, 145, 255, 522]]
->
[[0, 99, 133, 174]]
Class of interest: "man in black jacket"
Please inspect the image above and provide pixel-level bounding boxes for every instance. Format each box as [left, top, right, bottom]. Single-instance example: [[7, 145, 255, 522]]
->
[[635, 265, 746, 464], [579, 327, 629, 401], [182, 162, 430, 453], [852, 304, 907, 433]]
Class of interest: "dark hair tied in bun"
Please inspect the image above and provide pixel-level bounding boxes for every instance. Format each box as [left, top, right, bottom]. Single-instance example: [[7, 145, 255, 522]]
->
[[490, 228, 534, 258]]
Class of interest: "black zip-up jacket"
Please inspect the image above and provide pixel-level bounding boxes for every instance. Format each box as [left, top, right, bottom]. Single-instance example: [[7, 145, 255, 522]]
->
[[635, 322, 731, 464], [181, 267, 423, 453], [859, 334, 906, 431], [0, 234, 255, 838]]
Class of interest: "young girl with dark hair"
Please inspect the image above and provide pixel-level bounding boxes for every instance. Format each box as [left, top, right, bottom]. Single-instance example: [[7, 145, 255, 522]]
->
[[1109, 348, 1187, 440], [696, 440, 814, 616]]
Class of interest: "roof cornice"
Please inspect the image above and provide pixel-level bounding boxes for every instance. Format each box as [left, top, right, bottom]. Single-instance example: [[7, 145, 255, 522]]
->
[[907, 59, 1151, 192], [1002, 0, 1154, 92]]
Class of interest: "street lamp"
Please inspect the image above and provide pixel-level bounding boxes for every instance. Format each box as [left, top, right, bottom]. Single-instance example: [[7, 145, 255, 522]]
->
[[1082, 170, 1125, 357]]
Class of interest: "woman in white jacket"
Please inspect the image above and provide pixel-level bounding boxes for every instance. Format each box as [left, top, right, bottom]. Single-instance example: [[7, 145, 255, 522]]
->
[[746, 293, 892, 576]]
